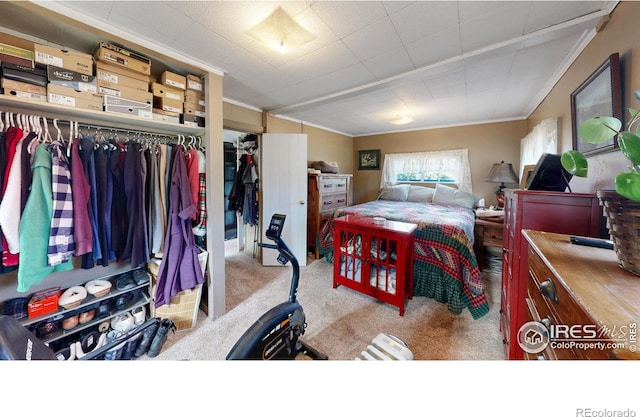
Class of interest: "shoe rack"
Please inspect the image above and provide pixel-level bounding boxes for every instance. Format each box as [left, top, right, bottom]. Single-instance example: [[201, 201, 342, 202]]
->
[[18, 268, 152, 349]]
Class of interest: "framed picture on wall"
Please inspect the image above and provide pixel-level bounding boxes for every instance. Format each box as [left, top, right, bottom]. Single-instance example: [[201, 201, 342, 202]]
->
[[570, 52, 622, 156], [358, 149, 380, 170]]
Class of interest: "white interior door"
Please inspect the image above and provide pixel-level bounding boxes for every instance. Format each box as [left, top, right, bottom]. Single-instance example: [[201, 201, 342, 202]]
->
[[261, 133, 308, 266]]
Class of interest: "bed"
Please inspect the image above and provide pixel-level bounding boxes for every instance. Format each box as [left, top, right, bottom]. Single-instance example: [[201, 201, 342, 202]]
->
[[317, 184, 489, 319]]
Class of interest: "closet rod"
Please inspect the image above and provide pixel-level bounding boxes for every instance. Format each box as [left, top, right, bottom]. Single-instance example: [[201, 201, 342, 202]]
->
[[0, 110, 202, 143]]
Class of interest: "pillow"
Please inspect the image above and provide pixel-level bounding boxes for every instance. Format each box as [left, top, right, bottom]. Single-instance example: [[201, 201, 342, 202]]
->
[[312, 161, 339, 173], [406, 186, 435, 203], [432, 184, 477, 209], [378, 184, 410, 201]]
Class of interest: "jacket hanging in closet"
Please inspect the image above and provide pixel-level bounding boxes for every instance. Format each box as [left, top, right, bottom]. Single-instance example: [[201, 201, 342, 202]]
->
[[120, 140, 149, 267], [155, 145, 203, 309], [17, 143, 73, 292]]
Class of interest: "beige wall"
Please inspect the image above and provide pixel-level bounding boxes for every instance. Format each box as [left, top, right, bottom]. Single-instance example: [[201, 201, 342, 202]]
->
[[529, 1, 640, 194], [223, 103, 354, 175], [353, 120, 526, 204]]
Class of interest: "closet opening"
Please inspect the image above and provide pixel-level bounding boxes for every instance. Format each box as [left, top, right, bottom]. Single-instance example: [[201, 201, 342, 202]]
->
[[223, 129, 259, 259]]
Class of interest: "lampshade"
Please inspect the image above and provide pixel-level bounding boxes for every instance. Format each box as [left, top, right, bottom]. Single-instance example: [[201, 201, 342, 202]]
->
[[246, 6, 316, 53], [484, 161, 519, 185]]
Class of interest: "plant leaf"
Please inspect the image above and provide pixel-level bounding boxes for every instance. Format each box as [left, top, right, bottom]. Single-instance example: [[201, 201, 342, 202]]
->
[[578, 117, 622, 144], [618, 131, 640, 166], [615, 172, 640, 202], [560, 150, 588, 177]]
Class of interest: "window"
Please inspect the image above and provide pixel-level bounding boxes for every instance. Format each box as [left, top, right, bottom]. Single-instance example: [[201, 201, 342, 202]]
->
[[520, 118, 558, 179], [380, 149, 473, 193]]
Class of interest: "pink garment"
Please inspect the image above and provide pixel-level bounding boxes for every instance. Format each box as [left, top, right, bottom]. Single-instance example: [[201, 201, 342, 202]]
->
[[186, 148, 199, 220]]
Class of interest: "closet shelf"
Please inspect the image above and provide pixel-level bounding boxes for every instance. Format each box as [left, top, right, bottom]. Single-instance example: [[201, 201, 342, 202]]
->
[[0, 95, 205, 136]]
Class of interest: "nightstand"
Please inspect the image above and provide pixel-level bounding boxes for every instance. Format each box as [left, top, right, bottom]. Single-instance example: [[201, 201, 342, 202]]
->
[[474, 217, 504, 272]]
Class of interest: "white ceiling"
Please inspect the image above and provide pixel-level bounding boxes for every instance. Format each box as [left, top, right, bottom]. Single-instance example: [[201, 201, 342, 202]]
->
[[6, 1, 621, 136]]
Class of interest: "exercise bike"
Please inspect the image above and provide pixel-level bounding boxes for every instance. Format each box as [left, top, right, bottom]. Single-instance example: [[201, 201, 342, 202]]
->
[[226, 213, 327, 360]]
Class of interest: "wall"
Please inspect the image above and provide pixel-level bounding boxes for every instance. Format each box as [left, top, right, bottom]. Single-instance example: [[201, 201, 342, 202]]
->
[[352, 120, 527, 204], [223, 103, 354, 175], [528, 1, 640, 194]]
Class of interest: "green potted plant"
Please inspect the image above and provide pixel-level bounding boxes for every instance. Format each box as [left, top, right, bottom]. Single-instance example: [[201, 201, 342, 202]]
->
[[561, 89, 640, 202], [560, 89, 640, 277]]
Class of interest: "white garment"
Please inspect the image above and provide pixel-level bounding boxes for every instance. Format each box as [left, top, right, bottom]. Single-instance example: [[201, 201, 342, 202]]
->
[[0, 138, 24, 253]]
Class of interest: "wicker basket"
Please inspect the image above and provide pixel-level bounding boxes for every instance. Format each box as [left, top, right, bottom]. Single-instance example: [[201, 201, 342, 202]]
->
[[597, 190, 640, 276]]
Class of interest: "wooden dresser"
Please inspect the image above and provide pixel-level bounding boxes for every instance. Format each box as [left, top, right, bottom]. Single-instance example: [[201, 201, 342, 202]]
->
[[522, 230, 639, 360], [307, 173, 352, 258], [501, 190, 602, 359]]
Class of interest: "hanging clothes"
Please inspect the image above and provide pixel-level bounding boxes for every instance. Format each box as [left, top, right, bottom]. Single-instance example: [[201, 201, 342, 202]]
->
[[17, 143, 73, 293], [79, 135, 102, 269], [70, 137, 92, 257], [192, 149, 207, 247], [120, 140, 149, 267], [1, 125, 24, 267], [109, 141, 127, 260], [0, 135, 25, 255], [155, 145, 203, 309], [93, 141, 114, 266], [242, 154, 259, 226], [147, 144, 165, 255], [186, 147, 199, 221]]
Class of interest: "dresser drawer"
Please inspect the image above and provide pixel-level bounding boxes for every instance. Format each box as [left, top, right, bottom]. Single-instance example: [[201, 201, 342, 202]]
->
[[320, 193, 348, 212], [527, 246, 612, 360], [319, 177, 348, 194], [483, 226, 503, 247]]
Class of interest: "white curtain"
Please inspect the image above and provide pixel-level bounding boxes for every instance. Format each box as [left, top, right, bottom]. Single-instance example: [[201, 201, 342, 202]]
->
[[520, 118, 558, 178], [380, 148, 473, 193]]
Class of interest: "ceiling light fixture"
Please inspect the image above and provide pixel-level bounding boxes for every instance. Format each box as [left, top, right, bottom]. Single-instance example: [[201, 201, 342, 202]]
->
[[389, 115, 414, 125], [246, 6, 315, 54]]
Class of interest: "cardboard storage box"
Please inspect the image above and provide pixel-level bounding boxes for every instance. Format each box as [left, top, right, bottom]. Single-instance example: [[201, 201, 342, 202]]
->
[[153, 96, 183, 114], [47, 83, 102, 111], [150, 82, 184, 102], [104, 95, 153, 119], [160, 71, 186, 90], [27, 287, 61, 319], [34, 44, 93, 76], [95, 60, 150, 89], [152, 108, 180, 124], [47, 65, 97, 93], [98, 79, 152, 104], [94, 41, 151, 76], [185, 89, 205, 106], [1, 88, 47, 103], [0, 32, 34, 68], [186, 74, 203, 92], [184, 102, 206, 118], [1, 77, 47, 95]]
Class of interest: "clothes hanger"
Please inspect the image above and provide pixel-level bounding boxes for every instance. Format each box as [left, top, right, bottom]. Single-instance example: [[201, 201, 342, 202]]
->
[[0, 111, 4, 133]]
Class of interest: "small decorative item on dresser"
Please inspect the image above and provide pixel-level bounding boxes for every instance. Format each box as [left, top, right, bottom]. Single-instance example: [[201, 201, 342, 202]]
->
[[597, 190, 640, 276]]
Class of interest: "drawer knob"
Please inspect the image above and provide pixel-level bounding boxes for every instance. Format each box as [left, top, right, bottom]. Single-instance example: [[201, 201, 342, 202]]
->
[[540, 316, 552, 330], [539, 279, 558, 302], [502, 248, 508, 254]]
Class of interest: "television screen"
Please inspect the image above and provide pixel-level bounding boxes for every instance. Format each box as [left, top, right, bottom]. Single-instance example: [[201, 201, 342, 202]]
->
[[526, 153, 573, 192]]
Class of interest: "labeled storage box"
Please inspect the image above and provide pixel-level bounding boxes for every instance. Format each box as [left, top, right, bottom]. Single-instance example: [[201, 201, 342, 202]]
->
[[160, 70, 186, 90], [27, 287, 61, 319], [0, 32, 34, 68], [35, 43, 93, 76], [185, 89, 205, 106], [47, 83, 102, 111], [104, 95, 153, 119], [47, 65, 97, 93], [94, 41, 151, 76], [96, 60, 150, 89], [152, 108, 180, 124], [153, 96, 183, 114], [147, 253, 206, 331], [181, 113, 205, 127], [184, 102, 206, 118], [1, 77, 47, 95], [98, 79, 152, 104], [186, 74, 203, 91], [150, 81, 184, 102]]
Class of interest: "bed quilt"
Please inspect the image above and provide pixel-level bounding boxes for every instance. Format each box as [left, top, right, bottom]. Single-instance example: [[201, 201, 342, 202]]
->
[[318, 200, 489, 319]]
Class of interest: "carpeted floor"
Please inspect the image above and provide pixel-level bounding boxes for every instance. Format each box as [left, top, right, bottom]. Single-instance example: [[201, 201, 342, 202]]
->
[[150, 246, 506, 361]]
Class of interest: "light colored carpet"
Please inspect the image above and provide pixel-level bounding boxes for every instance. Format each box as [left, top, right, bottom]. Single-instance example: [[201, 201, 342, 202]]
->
[[151, 248, 506, 361]]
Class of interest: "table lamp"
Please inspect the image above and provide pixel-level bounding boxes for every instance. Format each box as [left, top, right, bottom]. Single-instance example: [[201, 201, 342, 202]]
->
[[484, 161, 519, 208]]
